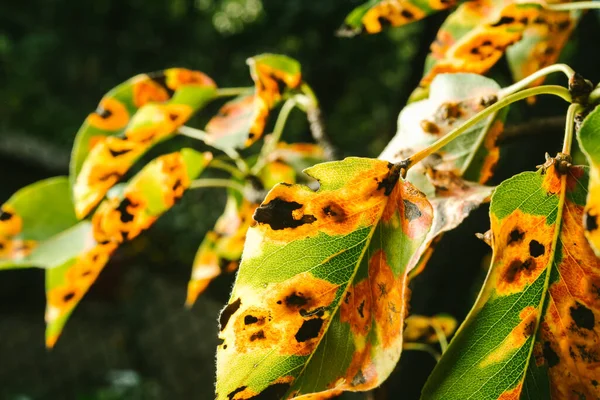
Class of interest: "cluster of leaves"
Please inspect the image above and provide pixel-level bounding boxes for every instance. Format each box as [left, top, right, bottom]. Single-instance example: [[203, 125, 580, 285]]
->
[[0, 53, 330, 347], [2, 1, 600, 400]]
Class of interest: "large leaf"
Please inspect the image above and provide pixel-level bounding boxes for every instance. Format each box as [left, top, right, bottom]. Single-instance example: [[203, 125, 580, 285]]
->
[[71, 68, 216, 218], [577, 105, 600, 256], [45, 149, 211, 347], [216, 157, 433, 399], [423, 158, 600, 399], [0, 177, 86, 269], [205, 54, 302, 150]]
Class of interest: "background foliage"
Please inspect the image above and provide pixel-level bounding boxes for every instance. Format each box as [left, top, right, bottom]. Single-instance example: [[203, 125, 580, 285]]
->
[[0, 1, 599, 399]]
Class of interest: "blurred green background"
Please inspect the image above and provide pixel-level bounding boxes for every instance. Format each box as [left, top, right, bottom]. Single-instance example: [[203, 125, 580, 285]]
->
[[0, 1, 599, 399]]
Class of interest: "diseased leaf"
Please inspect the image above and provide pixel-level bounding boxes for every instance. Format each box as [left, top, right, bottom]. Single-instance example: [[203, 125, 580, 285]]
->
[[216, 157, 433, 399], [46, 149, 211, 347], [204, 54, 302, 150], [410, 169, 493, 277], [186, 196, 258, 306], [380, 74, 497, 278], [267, 142, 327, 175], [340, 0, 458, 36], [404, 314, 458, 344], [418, 3, 577, 93], [0, 177, 83, 269], [423, 158, 600, 399], [576, 105, 600, 256], [71, 69, 216, 218], [380, 73, 506, 185], [506, 11, 579, 85], [205, 92, 256, 151]]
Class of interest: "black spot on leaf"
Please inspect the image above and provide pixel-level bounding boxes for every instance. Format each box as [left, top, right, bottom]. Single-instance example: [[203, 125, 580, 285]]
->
[[403, 200, 422, 221], [108, 147, 132, 158], [0, 210, 14, 221], [254, 198, 316, 230], [244, 315, 259, 325], [219, 298, 241, 331], [295, 318, 324, 342], [490, 16, 516, 27], [358, 300, 365, 318], [377, 163, 400, 196], [508, 229, 524, 244], [351, 369, 366, 386], [299, 307, 325, 318], [116, 198, 136, 223], [570, 303, 595, 330], [529, 240, 545, 257], [63, 292, 76, 302], [322, 203, 346, 222], [584, 212, 598, 232], [250, 330, 265, 341], [503, 258, 534, 283], [543, 341, 560, 367], [227, 386, 247, 400], [284, 293, 308, 307], [246, 382, 291, 400], [96, 107, 113, 119]]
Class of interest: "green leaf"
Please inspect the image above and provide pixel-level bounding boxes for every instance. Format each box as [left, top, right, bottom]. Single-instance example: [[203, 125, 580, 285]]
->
[[422, 158, 600, 399], [45, 149, 212, 347], [70, 68, 217, 218], [216, 157, 433, 399], [0, 177, 82, 269], [576, 104, 600, 256]]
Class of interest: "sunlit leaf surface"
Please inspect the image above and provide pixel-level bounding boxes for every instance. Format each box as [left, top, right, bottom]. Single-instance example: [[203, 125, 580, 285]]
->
[[216, 157, 433, 399]]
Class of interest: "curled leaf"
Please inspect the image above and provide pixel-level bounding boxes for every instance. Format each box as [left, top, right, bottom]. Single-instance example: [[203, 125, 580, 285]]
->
[[423, 158, 600, 399], [71, 69, 216, 218], [216, 157, 433, 399]]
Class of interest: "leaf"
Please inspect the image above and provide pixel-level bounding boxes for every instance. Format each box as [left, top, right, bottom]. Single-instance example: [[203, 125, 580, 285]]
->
[[268, 142, 327, 174], [576, 105, 600, 256], [409, 169, 493, 278], [186, 196, 258, 306], [215, 157, 433, 399], [0, 177, 84, 269], [71, 68, 216, 218], [340, 0, 458, 36], [380, 73, 506, 185], [205, 92, 257, 151], [506, 10, 579, 85], [418, 3, 577, 93], [422, 158, 600, 399], [45, 149, 211, 347], [404, 314, 458, 344], [204, 54, 301, 150]]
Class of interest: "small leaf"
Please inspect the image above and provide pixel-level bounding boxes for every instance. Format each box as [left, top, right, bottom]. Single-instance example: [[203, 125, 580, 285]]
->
[[71, 68, 216, 218], [267, 142, 327, 174], [576, 105, 600, 256], [216, 157, 433, 399], [205, 92, 256, 151], [404, 314, 457, 344], [340, 0, 457, 36], [186, 196, 258, 306], [0, 177, 82, 269], [46, 149, 212, 347], [423, 159, 600, 399]]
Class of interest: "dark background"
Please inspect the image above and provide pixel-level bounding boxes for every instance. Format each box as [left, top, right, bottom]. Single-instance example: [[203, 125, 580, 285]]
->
[[0, 1, 599, 399]]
